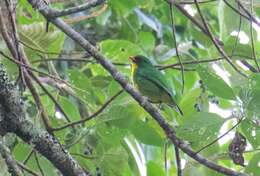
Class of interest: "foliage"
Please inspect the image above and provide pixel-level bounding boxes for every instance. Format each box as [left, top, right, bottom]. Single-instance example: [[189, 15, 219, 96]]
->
[[1, 0, 260, 175]]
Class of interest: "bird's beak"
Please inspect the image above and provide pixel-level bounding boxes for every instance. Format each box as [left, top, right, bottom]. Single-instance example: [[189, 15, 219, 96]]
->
[[129, 56, 136, 62]]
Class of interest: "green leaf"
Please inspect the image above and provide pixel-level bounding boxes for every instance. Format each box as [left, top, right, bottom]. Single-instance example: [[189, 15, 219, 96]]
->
[[184, 71, 199, 91], [1, 59, 19, 80], [109, 0, 138, 17], [67, 69, 96, 104], [223, 36, 253, 58], [17, 0, 45, 24], [19, 23, 64, 63], [245, 152, 260, 176], [99, 40, 145, 61], [58, 96, 81, 121], [138, 31, 155, 52], [96, 124, 126, 149], [247, 88, 260, 114], [91, 76, 112, 88], [197, 65, 236, 100], [250, 73, 260, 87], [41, 93, 55, 117], [99, 147, 130, 176], [180, 88, 202, 117], [64, 128, 81, 147], [247, 74, 260, 113], [183, 165, 204, 176], [13, 142, 31, 161], [176, 112, 224, 149], [189, 24, 212, 47], [147, 161, 165, 176], [241, 119, 260, 148], [218, 0, 239, 40], [106, 105, 138, 128], [130, 120, 164, 146]]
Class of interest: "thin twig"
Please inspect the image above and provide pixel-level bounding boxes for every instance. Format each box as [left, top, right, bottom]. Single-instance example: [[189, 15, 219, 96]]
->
[[0, 50, 93, 100], [229, 2, 242, 59], [32, 54, 254, 67], [223, 0, 260, 28], [177, 0, 217, 4], [174, 145, 182, 176], [249, 0, 260, 71], [3, 0, 26, 87], [0, 15, 89, 176], [226, 3, 258, 74], [24, 74, 54, 133], [34, 153, 45, 176], [48, 0, 105, 18], [0, 6, 61, 133], [27, 1, 247, 174], [19, 40, 86, 56], [194, 0, 248, 78], [30, 73, 72, 123], [32, 57, 94, 63], [64, 3, 108, 24], [240, 60, 258, 72], [164, 141, 168, 173], [0, 141, 23, 176], [196, 118, 243, 154], [174, 4, 208, 36], [237, 0, 260, 28], [17, 162, 40, 176], [52, 89, 124, 131], [168, 1, 185, 94], [223, 0, 250, 21], [70, 152, 97, 159], [0, 51, 68, 86], [23, 150, 35, 164], [160, 57, 224, 70]]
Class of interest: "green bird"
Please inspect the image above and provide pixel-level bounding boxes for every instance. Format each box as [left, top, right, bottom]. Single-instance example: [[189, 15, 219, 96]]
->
[[129, 55, 183, 115]]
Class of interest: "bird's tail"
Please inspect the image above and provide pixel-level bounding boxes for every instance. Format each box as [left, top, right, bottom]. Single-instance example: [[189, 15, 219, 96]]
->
[[168, 101, 183, 116], [175, 104, 183, 116]]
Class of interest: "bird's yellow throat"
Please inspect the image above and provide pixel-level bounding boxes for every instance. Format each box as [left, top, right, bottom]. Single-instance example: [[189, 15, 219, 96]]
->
[[131, 63, 138, 76]]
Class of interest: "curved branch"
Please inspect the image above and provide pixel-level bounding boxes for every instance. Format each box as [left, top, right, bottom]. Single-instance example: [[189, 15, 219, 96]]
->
[[52, 89, 124, 131], [25, 0, 247, 175], [194, 0, 248, 77], [0, 66, 89, 176]]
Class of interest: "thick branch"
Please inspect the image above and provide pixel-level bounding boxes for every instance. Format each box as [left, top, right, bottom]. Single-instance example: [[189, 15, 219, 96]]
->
[[0, 0, 53, 132], [26, 1, 247, 175], [0, 66, 89, 176]]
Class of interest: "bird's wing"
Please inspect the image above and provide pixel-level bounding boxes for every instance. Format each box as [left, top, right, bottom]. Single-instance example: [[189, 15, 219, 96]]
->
[[138, 66, 173, 97]]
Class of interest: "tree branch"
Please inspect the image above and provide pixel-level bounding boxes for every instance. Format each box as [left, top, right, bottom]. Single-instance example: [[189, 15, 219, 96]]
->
[[168, 1, 185, 93], [17, 162, 41, 176], [193, 0, 248, 77], [47, 0, 105, 18], [0, 140, 23, 176], [0, 0, 53, 133], [174, 145, 182, 176], [25, 0, 247, 175], [0, 65, 89, 176], [249, 0, 260, 72], [52, 89, 124, 131]]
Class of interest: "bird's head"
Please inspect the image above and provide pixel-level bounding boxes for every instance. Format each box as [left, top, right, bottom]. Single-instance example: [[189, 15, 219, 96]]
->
[[129, 55, 153, 66]]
